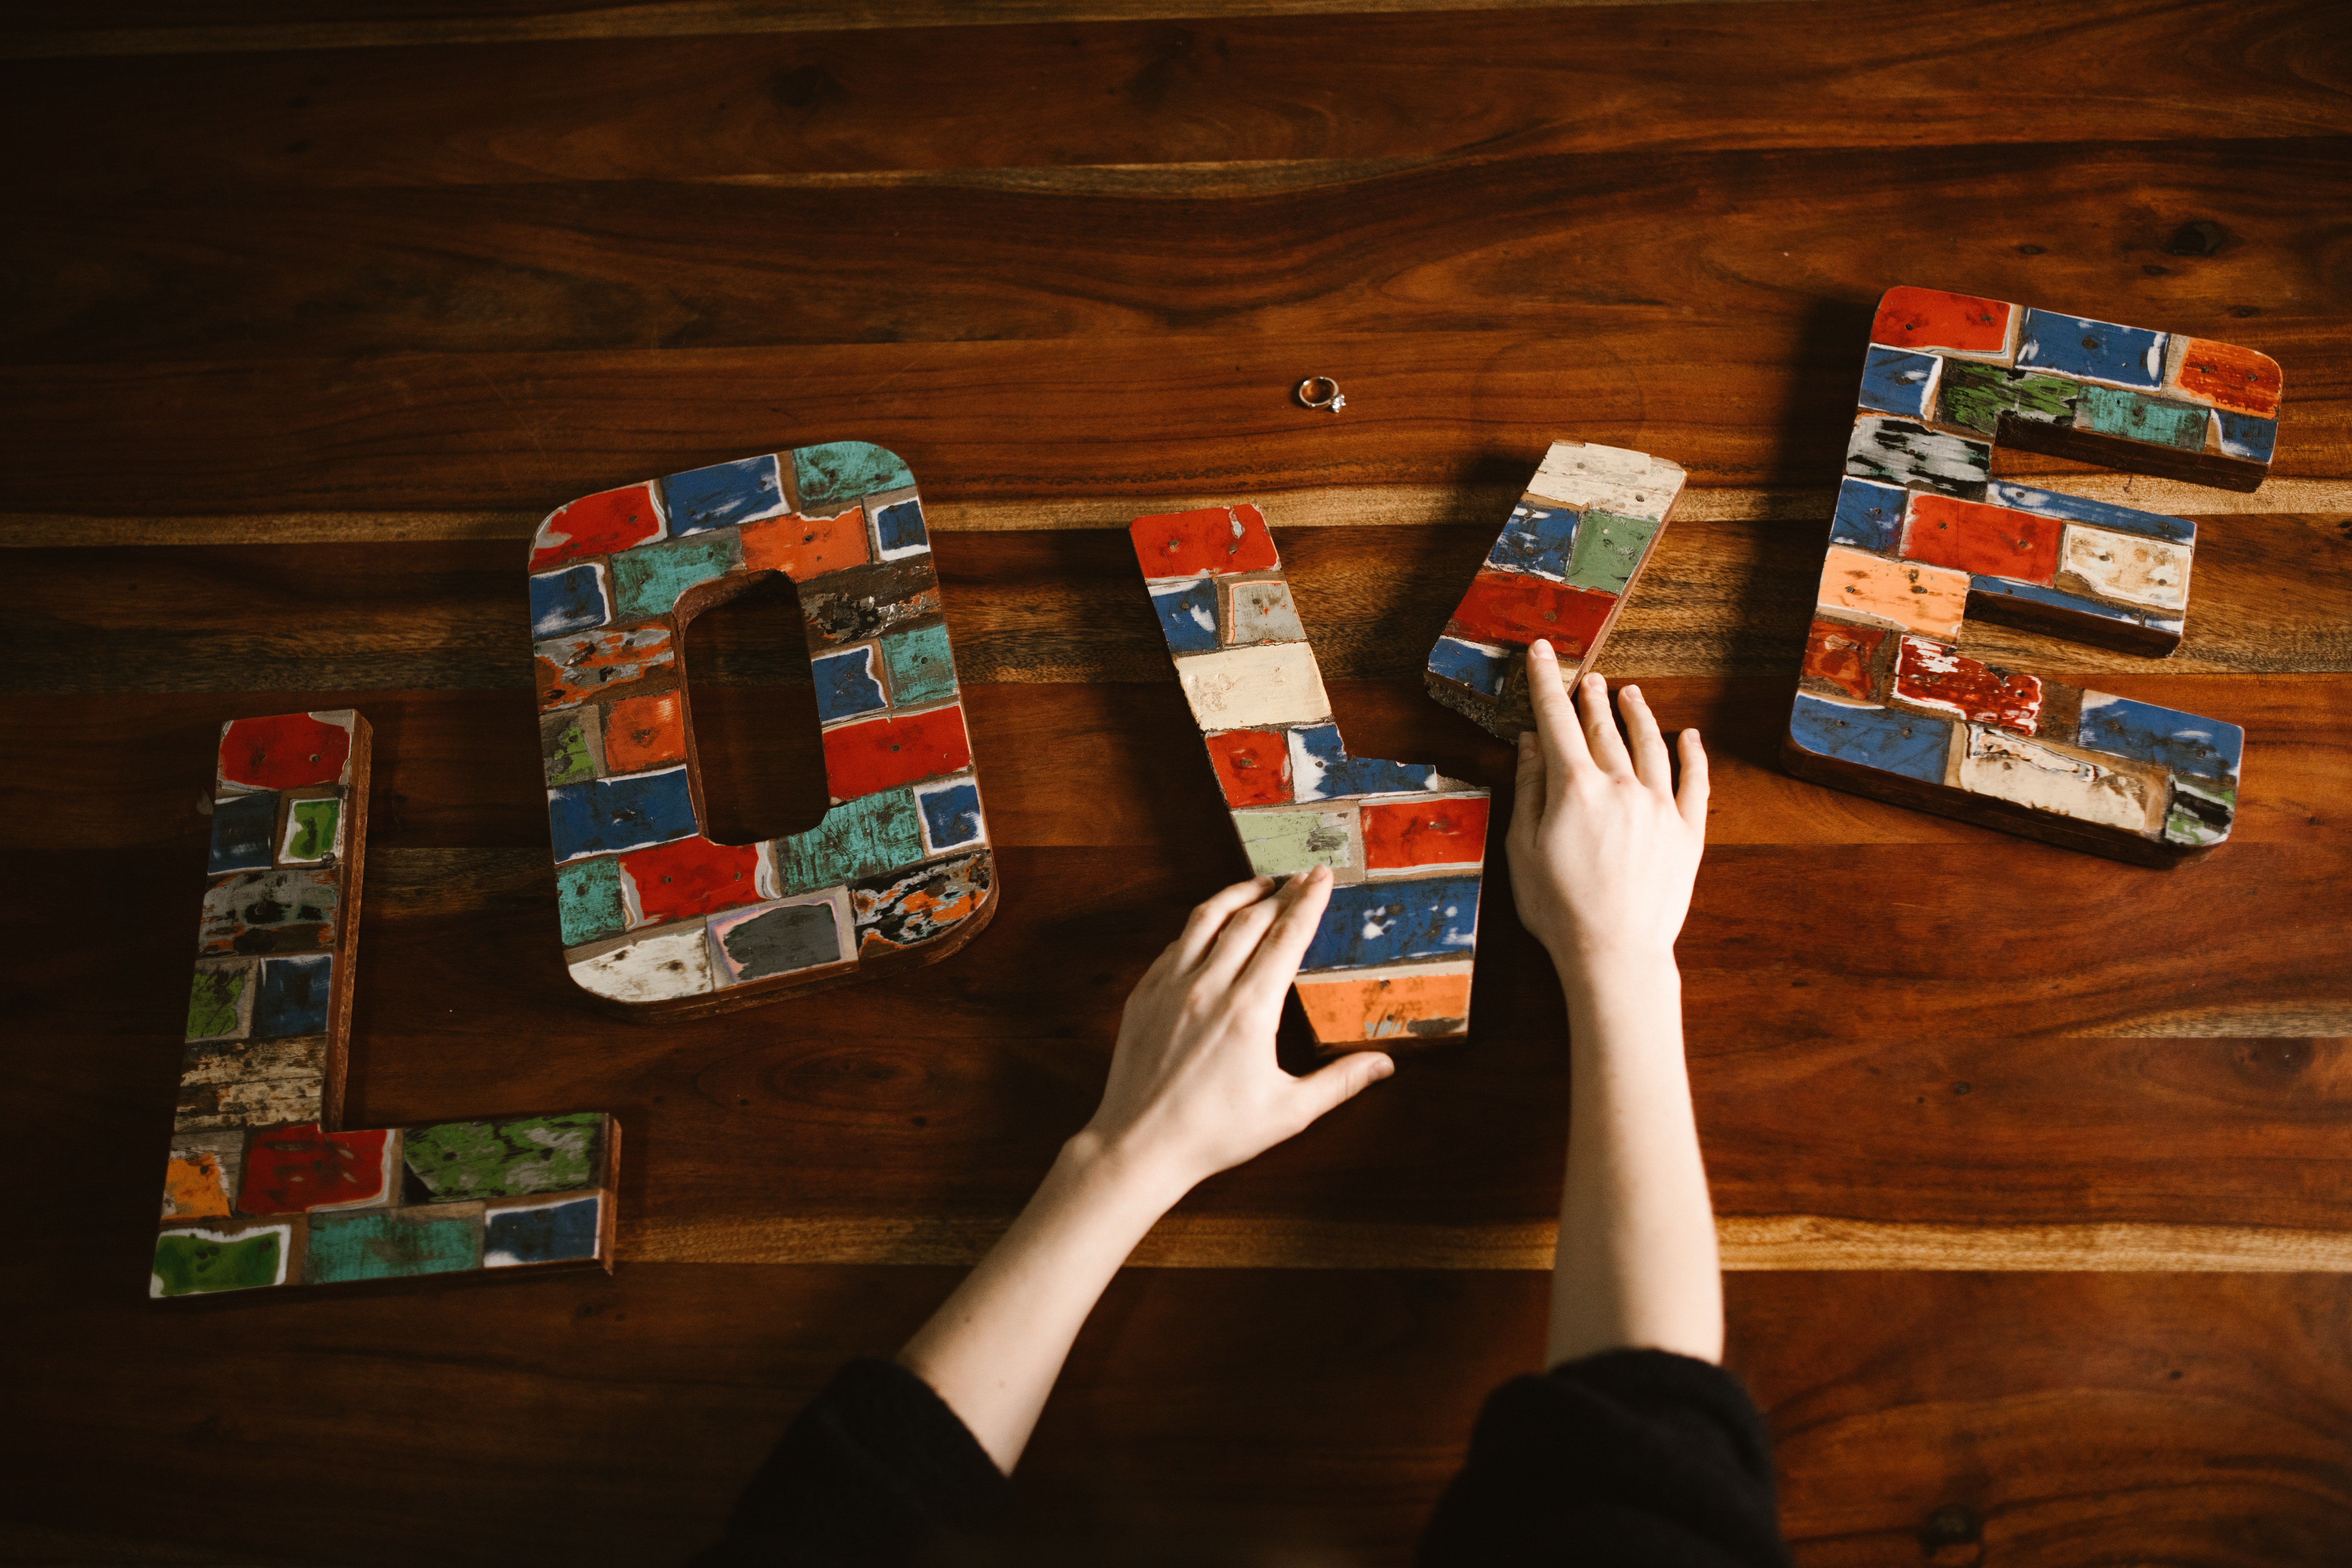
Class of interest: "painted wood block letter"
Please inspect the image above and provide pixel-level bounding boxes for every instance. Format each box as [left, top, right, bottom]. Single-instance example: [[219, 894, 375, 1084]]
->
[[1783, 287, 2270, 865], [1426, 440, 1687, 739], [530, 444, 996, 1019], [157, 713, 622, 1298], [1131, 505, 1489, 1049]]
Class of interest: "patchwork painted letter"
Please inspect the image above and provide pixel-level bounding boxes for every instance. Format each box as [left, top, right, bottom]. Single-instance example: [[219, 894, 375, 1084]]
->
[[1131, 505, 1489, 1048], [160, 712, 622, 1298], [1783, 287, 2272, 864], [530, 444, 996, 1018]]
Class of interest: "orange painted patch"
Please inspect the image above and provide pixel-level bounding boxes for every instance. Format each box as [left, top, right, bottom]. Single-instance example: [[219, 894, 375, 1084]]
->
[[1870, 286, 2012, 355], [821, 704, 972, 800], [2172, 338, 2281, 418], [238, 1123, 393, 1215], [1815, 547, 1971, 641], [1130, 505, 1279, 578], [620, 837, 763, 923], [219, 713, 352, 791], [741, 507, 872, 582], [604, 690, 686, 773], [1361, 798, 1489, 871], [531, 482, 664, 569], [163, 1154, 233, 1220], [535, 625, 674, 711], [1801, 618, 1889, 700], [1203, 728, 1292, 807], [1446, 569, 1616, 654], [1903, 493, 2061, 584], [1294, 968, 1473, 1043]]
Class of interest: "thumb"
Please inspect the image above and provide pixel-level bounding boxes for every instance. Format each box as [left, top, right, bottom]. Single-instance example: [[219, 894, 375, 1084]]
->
[[1293, 1049, 1396, 1125]]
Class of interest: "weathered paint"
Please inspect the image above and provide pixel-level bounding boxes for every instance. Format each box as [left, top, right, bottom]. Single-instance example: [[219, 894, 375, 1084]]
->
[[535, 624, 674, 710], [306, 1206, 482, 1284], [794, 441, 914, 507], [279, 797, 342, 864], [1361, 797, 1489, 873], [251, 954, 333, 1039], [555, 856, 628, 946], [820, 704, 973, 801], [546, 767, 698, 861], [1426, 636, 1511, 697], [2057, 524, 2189, 610], [1233, 807, 1357, 876], [1446, 569, 1616, 654], [567, 921, 714, 1001], [529, 562, 612, 637], [881, 622, 958, 706], [163, 1130, 242, 1221], [152, 1221, 294, 1297], [740, 507, 870, 581], [1955, 726, 2165, 835], [1800, 618, 1888, 701], [2077, 385, 2209, 451], [207, 792, 279, 874], [1300, 878, 1480, 971], [1173, 642, 1333, 731], [710, 890, 855, 982], [914, 777, 986, 854], [2216, 411, 2279, 463], [1289, 724, 1441, 801], [1149, 579, 1220, 653], [1787, 692, 1952, 785], [219, 713, 354, 792], [798, 558, 944, 648], [1203, 729, 1292, 807], [238, 1122, 395, 1215], [1526, 443, 1681, 519], [771, 786, 924, 892], [664, 454, 786, 535], [187, 958, 254, 1040], [404, 1113, 606, 1200], [599, 690, 685, 773], [176, 1049, 325, 1136], [1967, 577, 2183, 639], [1131, 504, 1280, 579], [1225, 579, 1306, 644], [1561, 511, 1660, 595], [2170, 338, 2282, 417], [1484, 501, 1581, 579], [619, 837, 765, 925], [1902, 493, 2061, 584], [1981, 483, 2196, 544], [541, 707, 602, 785], [1815, 546, 1970, 640], [1828, 478, 1908, 554], [1857, 347, 1940, 419], [1893, 637, 2042, 732], [484, 1194, 603, 1267], [869, 497, 930, 561], [813, 644, 890, 722], [1869, 286, 2013, 358], [1933, 361, 2080, 435], [530, 482, 664, 569], [612, 532, 743, 621], [1293, 962, 1474, 1042], [2077, 693, 2243, 784], [198, 867, 338, 955], [852, 853, 991, 953], [1845, 416, 1990, 494], [2165, 778, 2237, 847], [2016, 310, 2165, 388]]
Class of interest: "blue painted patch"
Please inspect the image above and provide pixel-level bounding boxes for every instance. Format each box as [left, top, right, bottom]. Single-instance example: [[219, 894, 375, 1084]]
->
[[1982, 483, 2195, 546], [208, 792, 279, 874], [546, 768, 699, 862], [1829, 478, 1909, 553], [529, 563, 610, 637], [1485, 501, 1580, 579], [252, 953, 333, 1038], [1301, 877, 1480, 972], [1857, 347, 1940, 419], [485, 1196, 601, 1267], [813, 645, 889, 721], [1149, 579, 1220, 653], [2077, 693, 2243, 784], [1787, 693, 1951, 784], [2016, 309, 2166, 388], [872, 499, 929, 558], [1426, 636, 1511, 698], [663, 455, 784, 535], [917, 778, 984, 849], [1968, 577, 2184, 636], [2217, 411, 2278, 463], [1287, 724, 1439, 800]]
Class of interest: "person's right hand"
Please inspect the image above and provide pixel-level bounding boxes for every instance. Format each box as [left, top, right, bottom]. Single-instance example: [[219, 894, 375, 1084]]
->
[[1505, 639, 1710, 969]]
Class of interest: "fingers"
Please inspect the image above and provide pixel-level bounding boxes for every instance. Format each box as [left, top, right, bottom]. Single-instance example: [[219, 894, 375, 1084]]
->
[[1237, 864, 1334, 993], [1675, 727, 1712, 834], [1172, 875, 1273, 972], [1526, 640, 1593, 803], [1578, 672, 1636, 778], [1291, 1049, 1396, 1126], [1619, 684, 1673, 794]]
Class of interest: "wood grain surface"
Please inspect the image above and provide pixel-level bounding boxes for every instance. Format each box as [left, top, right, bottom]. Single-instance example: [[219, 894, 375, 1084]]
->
[[6, 0, 2351, 1561]]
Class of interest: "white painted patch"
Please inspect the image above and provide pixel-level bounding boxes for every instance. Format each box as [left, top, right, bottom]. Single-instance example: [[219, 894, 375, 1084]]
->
[[1956, 726, 2161, 835], [568, 922, 715, 1001], [2058, 524, 2189, 610], [1527, 441, 1687, 520], [1175, 642, 1332, 730]]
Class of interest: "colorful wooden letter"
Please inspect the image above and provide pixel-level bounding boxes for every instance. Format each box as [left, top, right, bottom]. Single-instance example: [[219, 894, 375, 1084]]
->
[[160, 712, 621, 1298], [1131, 505, 1490, 1048], [531, 443, 996, 1018], [1426, 440, 1687, 739], [1784, 287, 2272, 865]]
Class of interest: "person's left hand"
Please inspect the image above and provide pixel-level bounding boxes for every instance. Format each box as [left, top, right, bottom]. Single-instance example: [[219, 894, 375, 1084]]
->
[[1080, 867, 1394, 1197]]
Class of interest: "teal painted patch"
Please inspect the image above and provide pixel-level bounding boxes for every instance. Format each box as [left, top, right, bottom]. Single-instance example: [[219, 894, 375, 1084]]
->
[[187, 964, 248, 1040], [403, 1113, 605, 1200], [556, 857, 627, 946], [880, 622, 957, 706], [1562, 511, 1660, 594], [794, 442, 914, 507], [771, 787, 923, 894], [153, 1228, 283, 1296], [546, 717, 597, 785], [306, 1208, 482, 1283], [612, 533, 742, 621], [2079, 385, 2209, 452]]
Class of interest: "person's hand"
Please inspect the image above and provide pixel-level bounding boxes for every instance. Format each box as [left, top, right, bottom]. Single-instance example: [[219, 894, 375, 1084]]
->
[[1080, 867, 1394, 1198], [1506, 639, 1709, 972]]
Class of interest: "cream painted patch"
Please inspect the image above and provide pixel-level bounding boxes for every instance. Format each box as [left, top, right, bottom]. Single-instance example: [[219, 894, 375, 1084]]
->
[[1526, 440, 1687, 520], [1175, 641, 1332, 730], [2057, 523, 2191, 610], [568, 922, 715, 1002], [1956, 726, 2163, 835]]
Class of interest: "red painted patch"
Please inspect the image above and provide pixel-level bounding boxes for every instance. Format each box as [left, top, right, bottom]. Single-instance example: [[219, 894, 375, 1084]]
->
[[1894, 636, 2042, 732], [219, 713, 352, 791], [2174, 338, 2281, 418], [822, 704, 973, 799], [1130, 505, 1279, 579], [1870, 286, 2012, 355], [1204, 729, 1292, 807], [1801, 619, 1888, 700], [1447, 570, 1616, 655], [1362, 797, 1490, 871], [604, 690, 686, 773], [531, 483, 664, 569], [237, 1123, 392, 1215], [620, 837, 763, 923], [742, 507, 871, 582], [1902, 494, 2060, 584]]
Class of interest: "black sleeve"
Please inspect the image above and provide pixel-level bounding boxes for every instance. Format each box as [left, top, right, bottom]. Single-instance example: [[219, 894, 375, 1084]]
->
[[689, 1357, 1017, 1568], [1418, 1348, 1791, 1568]]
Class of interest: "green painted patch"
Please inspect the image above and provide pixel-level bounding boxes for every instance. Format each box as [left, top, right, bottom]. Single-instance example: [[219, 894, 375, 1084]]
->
[[880, 623, 957, 706], [794, 442, 914, 507], [187, 964, 248, 1040], [772, 787, 922, 894], [2079, 386, 2209, 451], [545, 717, 597, 785], [403, 1113, 605, 1200], [306, 1208, 481, 1283], [1233, 810, 1353, 876], [153, 1227, 284, 1296], [1935, 362, 2080, 435], [555, 858, 627, 947], [284, 798, 340, 861], [1562, 511, 1660, 594], [612, 533, 742, 621]]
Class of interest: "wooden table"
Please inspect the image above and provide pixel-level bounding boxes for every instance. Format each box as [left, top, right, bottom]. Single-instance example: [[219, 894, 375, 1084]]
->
[[6, 2, 2350, 1561]]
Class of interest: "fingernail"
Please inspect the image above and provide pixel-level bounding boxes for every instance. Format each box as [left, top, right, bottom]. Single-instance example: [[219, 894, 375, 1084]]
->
[[1374, 1055, 1396, 1079], [1624, 684, 1643, 701], [1530, 638, 1552, 658]]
